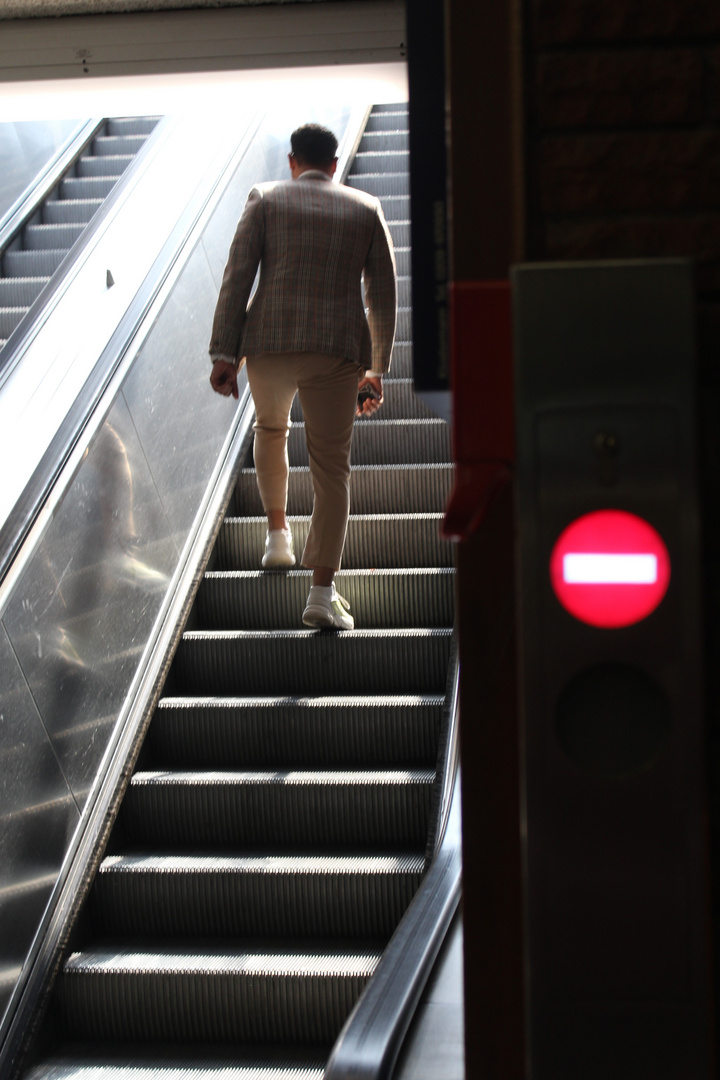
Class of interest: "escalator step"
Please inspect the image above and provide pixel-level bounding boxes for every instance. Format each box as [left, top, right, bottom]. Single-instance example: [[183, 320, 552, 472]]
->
[[58, 943, 381, 1044], [217, 512, 451, 570], [91, 134, 150, 156], [107, 116, 162, 137], [235, 464, 452, 517], [346, 173, 409, 197], [60, 177, 119, 200], [365, 110, 408, 132], [197, 568, 454, 630], [76, 155, 134, 178], [396, 277, 411, 307], [24, 224, 86, 250], [375, 193, 410, 219], [123, 769, 434, 849], [388, 221, 410, 248], [43, 199, 103, 225], [352, 151, 410, 175], [0, 307, 28, 337], [394, 248, 410, 277], [391, 339, 412, 373], [25, 1045, 328, 1080], [396, 307, 412, 341], [288, 418, 449, 467], [3, 249, 67, 277], [93, 853, 424, 938], [151, 695, 443, 768], [175, 628, 452, 697], [358, 131, 409, 153], [0, 277, 47, 307]]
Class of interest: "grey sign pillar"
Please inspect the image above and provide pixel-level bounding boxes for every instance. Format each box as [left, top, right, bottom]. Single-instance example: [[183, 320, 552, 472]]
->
[[512, 260, 712, 1079]]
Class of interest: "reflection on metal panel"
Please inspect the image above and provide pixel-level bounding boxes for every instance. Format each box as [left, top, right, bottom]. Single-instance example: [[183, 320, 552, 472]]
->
[[0, 623, 79, 1021], [3, 397, 177, 806], [121, 242, 229, 544]]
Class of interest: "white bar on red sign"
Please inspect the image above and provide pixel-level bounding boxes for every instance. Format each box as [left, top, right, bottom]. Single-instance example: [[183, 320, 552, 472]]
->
[[563, 553, 658, 585]]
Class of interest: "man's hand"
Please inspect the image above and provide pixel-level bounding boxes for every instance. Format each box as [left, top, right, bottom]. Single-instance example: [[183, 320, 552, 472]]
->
[[210, 360, 239, 399], [357, 374, 383, 417]]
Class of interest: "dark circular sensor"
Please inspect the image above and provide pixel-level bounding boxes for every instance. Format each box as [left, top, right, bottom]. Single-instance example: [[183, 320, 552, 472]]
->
[[555, 663, 672, 780]]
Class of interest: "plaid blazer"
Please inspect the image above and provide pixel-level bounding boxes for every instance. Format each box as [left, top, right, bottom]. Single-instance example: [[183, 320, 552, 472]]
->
[[209, 171, 397, 373]]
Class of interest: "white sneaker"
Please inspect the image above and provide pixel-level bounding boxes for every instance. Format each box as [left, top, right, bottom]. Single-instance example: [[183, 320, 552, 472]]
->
[[262, 528, 295, 569], [302, 584, 354, 631]]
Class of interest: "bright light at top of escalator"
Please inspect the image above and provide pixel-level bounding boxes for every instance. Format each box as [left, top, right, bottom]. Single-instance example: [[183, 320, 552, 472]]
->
[[0, 64, 408, 122]]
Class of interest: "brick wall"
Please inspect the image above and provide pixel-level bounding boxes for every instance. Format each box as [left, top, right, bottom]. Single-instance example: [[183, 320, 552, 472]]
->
[[524, 0, 720, 1025]]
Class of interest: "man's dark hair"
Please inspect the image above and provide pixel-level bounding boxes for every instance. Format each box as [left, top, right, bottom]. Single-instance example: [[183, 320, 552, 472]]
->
[[290, 124, 339, 167]]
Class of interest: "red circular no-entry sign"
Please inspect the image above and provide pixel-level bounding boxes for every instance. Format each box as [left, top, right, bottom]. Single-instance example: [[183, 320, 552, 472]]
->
[[549, 510, 671, 628]]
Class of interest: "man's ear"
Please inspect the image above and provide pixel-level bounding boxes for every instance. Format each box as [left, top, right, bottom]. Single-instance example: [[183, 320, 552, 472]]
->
[[330, 157, 338, 177]]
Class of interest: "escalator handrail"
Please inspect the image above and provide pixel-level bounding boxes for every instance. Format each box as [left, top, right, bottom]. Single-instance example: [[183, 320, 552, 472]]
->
[[0, 118, 104, 252], [325, 648, 462, 1080]]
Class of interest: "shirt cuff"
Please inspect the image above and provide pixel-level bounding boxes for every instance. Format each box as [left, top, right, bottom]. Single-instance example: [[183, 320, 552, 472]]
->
[[211, 354, 237, 367]]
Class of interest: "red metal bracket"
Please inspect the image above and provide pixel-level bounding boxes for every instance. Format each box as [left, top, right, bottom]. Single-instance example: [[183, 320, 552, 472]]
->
[[442, 280, 515, 541]]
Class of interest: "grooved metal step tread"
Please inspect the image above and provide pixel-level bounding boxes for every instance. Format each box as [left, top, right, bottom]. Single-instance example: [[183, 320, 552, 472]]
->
[[0, 277, 48, 306], [43, 199, 103, 225], [346, 173, 409, 197], [394, 249, 410, 278], [0, 307, 29, 337], [3, 249, 67, 276], [358, 132, 409, 152], [123, 767, 433, 850], [151, 694, 443, 768], [351, 151, 410, 174], [365, 112, 409, 132], [59, 943, 382, 1044], [101, 852, 423, 873], [60, 177, 119, 199], [288, 418, 448, 467], [174, 627, 452, 696], [131, 768, 435, 787], [24, 224, 87, 249], [235, 464, 453, 517], [76, 155, 134, 178], [91, 135, 149, 155], [63, 942, 382, 976], [107, 115, 162, 136], [387, 221, 410, 247], [24, 1045, 327, 1080], [198, 567, 454, 630], [217, 512, 452, 570], [92, 853, 424, 938]]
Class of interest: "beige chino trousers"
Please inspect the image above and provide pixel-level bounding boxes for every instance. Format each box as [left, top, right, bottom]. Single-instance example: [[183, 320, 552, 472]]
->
[[246, 351, 362, 571]]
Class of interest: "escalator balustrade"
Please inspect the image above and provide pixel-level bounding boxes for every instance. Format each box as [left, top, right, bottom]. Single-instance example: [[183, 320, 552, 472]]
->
[[23, 104, 455, 1079]]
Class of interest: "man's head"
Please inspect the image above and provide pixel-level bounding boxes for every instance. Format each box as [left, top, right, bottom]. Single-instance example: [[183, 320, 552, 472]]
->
[[289, 124, 338, 178]]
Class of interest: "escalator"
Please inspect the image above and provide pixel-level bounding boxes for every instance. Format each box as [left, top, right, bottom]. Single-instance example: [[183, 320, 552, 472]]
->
[[17, 104, 457, 1079], [0, 117, 160, 354]]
